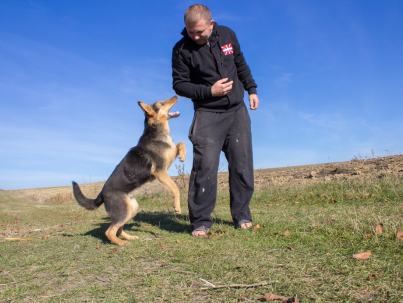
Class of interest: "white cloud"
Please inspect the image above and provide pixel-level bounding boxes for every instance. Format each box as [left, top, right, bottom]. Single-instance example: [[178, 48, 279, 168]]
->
[[299, 111, 368, 131], [274, 73, 293, 88]]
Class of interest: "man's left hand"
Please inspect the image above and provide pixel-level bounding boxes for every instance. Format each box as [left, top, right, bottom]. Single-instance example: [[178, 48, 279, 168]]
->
[[249, 94, 259, 110]]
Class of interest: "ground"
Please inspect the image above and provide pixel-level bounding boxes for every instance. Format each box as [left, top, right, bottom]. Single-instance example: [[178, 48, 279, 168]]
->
[[1, 155, 402, 302]]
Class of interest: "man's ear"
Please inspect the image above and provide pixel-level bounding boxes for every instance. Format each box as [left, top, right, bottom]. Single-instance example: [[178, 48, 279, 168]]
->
[[138, 101, 156, 117]]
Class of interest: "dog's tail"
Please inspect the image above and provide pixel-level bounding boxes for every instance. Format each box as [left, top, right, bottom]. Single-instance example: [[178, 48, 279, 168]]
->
[[72, 181, 104, 210]]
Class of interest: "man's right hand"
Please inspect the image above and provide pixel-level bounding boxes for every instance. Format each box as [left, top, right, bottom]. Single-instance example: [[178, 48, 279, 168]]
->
[[211, 78, 233, 97]]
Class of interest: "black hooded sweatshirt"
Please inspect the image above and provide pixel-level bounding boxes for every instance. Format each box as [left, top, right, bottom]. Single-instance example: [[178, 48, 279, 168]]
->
[[172, 23, 257, 112]]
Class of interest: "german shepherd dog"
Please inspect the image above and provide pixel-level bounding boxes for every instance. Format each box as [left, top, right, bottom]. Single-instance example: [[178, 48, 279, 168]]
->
[[72, 96, 186, 246]]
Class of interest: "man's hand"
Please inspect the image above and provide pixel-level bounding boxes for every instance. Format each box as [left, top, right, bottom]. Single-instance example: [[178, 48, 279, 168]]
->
[[211, 78, 233, 97], [249, 94, 259, 110]]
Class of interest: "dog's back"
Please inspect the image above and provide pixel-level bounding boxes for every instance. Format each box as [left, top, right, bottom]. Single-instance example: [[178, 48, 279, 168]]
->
[[102, 145, 154, 194]]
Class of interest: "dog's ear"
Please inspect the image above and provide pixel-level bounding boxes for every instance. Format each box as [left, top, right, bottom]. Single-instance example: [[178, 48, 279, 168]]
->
[[138, 101, 156, 117]]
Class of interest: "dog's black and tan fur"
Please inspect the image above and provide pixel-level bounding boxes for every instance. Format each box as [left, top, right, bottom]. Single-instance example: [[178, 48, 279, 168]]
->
[[72, 96, 186, 246]]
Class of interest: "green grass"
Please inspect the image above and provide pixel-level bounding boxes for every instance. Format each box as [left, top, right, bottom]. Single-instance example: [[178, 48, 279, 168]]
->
[[1, 174, 403, 302]]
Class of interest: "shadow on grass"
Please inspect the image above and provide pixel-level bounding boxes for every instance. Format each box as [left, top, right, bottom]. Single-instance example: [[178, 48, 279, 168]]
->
[[83, 212, 189, 243], [83, 211, 235, 243]]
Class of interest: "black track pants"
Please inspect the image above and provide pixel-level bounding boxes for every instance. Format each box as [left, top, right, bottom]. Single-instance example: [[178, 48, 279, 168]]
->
[[187, 105, 254, 230]]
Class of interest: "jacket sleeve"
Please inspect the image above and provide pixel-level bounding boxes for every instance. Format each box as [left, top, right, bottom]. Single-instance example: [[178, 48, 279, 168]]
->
[[231, 31, 257, 95], [172, 47, 213, 100]]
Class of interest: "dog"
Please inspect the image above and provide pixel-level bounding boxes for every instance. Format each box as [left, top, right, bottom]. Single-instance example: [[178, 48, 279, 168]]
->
[[72, 96, 186, 245]]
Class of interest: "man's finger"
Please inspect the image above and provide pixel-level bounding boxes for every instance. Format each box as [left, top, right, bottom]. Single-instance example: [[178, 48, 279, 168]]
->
[[249, 96, 259, 110], [224, 85, 232, 92]]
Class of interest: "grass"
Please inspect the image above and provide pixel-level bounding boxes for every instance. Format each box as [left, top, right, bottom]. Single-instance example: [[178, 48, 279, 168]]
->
[[0, 174, 402, 302]]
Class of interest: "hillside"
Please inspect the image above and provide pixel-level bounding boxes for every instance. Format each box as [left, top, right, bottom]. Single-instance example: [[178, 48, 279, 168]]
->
[[5, 154, 403, 203]]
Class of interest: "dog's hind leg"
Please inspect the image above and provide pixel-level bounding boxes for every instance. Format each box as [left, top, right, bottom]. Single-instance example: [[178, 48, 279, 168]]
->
[[117, 227, 139, 240], [105, 223, 129, 246], [176, 142, 186, 162], [153, 170, 181, 214], [104, 193, 138, 245], [117, 196, 139, 240]]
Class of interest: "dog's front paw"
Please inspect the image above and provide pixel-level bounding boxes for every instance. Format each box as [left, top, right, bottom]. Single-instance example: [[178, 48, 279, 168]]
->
[[175, 208, 181, 215], [177, 142, 186, 162]]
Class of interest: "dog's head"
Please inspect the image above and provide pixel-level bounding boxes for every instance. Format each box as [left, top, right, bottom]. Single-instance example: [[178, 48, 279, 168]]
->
[[138, 96, 180, 129]]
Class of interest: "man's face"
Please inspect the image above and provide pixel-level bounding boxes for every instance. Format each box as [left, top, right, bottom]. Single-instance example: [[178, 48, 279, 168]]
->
[[185, 18, 214, 45]]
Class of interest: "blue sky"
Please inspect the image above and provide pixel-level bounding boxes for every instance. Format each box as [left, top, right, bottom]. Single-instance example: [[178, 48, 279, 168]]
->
[[1, 0, 402, 190]]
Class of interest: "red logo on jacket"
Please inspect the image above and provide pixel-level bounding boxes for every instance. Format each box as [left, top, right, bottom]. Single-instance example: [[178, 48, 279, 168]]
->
[[221, 43, 233, 55]]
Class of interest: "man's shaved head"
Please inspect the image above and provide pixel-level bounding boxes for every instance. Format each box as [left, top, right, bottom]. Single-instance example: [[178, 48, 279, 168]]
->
[[184, 4, 211, 24]]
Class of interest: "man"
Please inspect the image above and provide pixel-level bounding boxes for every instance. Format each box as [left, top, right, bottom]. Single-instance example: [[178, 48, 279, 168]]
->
[[172, 4, 259, 236]]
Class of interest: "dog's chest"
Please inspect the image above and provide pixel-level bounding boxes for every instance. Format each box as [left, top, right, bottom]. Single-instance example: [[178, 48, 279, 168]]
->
[[166, 136, 177, 162]]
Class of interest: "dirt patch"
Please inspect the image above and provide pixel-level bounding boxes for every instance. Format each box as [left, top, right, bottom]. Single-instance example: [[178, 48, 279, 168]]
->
[[252, 154, 403, 191], [5, 155, 403, 202]]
